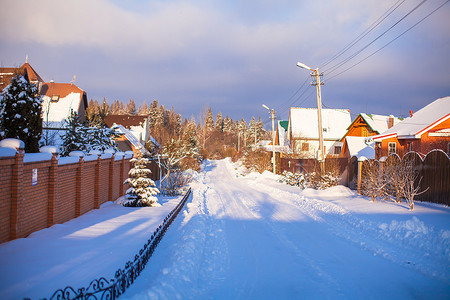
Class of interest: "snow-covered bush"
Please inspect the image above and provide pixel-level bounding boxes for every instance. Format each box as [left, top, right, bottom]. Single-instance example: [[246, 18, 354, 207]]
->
[[123, 149, 160, 207], [160, 170, 193, 196], [279, 170, 339, 190], [0, 74, 42, 152], [242, 149, 271, 173]]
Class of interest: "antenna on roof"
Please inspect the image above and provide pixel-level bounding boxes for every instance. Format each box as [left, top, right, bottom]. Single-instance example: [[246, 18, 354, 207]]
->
[[71, 75, 76, 85]]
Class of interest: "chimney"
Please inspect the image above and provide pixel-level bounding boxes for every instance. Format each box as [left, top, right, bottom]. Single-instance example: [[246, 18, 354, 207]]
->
[[409, 110, 413, 117], [388, 115, 394, 129]]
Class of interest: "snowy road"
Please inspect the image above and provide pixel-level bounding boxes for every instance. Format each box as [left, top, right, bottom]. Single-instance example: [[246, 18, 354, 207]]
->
[[123, 159, 450, 299]]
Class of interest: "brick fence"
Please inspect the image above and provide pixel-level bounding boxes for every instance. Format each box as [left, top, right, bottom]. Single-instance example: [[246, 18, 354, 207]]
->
[[0, 152, 133, 243]]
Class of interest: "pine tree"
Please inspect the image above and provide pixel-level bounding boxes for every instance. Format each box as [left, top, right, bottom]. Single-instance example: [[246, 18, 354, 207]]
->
[[205, 108, 214, 132], [215, 112, 223, 132], [123, 149, 160, 207], [126, 99, 136, 115], [223, 116, 232, 134], [0, 74, 42, 152], [110, 100, 120, 114], [60, 110, 86, 156]]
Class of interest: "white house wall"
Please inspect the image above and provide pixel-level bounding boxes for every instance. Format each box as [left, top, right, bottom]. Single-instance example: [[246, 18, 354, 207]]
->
[[42, 92, 82, 128]]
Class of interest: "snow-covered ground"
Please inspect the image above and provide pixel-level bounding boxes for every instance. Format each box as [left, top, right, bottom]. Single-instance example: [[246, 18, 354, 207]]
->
[[1, 158, 449, 299]]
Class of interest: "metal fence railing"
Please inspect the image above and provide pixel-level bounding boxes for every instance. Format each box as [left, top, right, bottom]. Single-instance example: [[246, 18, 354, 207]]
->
[[25, 188, 192, 300]]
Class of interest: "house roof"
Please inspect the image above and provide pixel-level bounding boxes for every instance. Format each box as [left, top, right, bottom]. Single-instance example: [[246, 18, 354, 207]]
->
[[288, 107, 351, 140], [104, 115, 148, 129], [344, 136, 375, 159], [40, 82, 84, 98], [0, 62, 44, 91], [373, 97, 450, 140], [358, 113, 402, 134], [20, 63, 44, 83]]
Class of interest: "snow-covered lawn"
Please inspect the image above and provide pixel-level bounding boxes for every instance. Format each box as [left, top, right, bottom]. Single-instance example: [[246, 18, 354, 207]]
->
[[0, 158, 449, 299]]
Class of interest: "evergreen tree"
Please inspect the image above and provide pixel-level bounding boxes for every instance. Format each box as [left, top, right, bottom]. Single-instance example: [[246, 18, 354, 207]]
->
[[247, 116, 256, 146], [110, 100, 120, 114], [123, 148, 160, 207], [223, 116, 232, 134], [0, 74, 42, 152], [205, 107, 214, 131], [118, 101, 126, 114], [60, 110, 86, 156], [126, 99, 136, 115], [215, 112, 223, 132]]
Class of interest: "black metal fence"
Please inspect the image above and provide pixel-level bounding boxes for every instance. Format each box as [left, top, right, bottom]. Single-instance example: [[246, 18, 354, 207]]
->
[[25, 188, 192, 300]]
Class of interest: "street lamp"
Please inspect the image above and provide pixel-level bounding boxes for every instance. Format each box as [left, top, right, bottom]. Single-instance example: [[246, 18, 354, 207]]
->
[[262, 104, 276, 174], [297, 61, 325, 166]]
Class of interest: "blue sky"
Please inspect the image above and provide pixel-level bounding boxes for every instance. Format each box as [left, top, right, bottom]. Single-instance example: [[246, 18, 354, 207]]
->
[[1, 0, 449, 126]]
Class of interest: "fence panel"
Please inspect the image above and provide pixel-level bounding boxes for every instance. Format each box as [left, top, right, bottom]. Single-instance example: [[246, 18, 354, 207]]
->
[[418, 150, 450, 205]]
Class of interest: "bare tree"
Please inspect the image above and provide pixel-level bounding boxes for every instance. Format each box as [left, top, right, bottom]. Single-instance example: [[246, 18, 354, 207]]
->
[[398, 160, 429, 210], [361, 160, 386, 202]]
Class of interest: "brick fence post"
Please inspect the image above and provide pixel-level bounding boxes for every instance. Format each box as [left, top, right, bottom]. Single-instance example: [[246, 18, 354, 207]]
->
[[94, 155, 101, 209], [75, 156, 83, 217], [120, 156, 125, 196], [48, 153, 58, 227], [108, 155, 114, 202], [10, 150, 24, 240]]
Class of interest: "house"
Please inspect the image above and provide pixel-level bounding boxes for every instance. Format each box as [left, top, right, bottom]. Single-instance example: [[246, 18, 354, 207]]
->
[[371, 97, 450, 159], [286, 107, 351, 158], [41, 82, 88, 127], [104, 115, 157, 155], [340, 113, 402, 158], [0, 61, 45, 92]]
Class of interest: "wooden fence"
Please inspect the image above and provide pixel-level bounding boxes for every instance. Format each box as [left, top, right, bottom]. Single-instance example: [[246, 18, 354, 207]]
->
[[280, 150, 449, 206], [360, 150, 450, 206]]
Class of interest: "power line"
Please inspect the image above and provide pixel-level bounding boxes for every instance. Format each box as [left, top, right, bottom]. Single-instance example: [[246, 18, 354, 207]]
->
[[320, 0, 406, 69], [325, 0, 428, 76], [327, 0, 449, 81]]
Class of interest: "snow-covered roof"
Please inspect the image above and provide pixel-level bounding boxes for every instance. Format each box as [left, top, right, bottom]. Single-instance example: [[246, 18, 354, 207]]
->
[[288, 107, 351, 140], [359, 113, 402, 134], [344, 136, 375, 159], [373, 97, 450, 140], [111, 124, 152, 155], [41, 83, 85, 127]]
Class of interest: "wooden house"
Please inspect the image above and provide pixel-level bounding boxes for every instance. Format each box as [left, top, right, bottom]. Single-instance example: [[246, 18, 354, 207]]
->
[[340, 113, 402, 158], [371, 97, 450, 159]]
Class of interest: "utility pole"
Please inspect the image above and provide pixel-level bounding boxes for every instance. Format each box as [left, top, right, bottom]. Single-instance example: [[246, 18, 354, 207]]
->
[[270, 109, 277, 174], [312, 68, 324, 164], [262, 104, 277, 174], [297, 62, 325, 173]]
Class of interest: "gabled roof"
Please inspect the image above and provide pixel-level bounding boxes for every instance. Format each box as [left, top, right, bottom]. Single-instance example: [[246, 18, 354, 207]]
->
[[20, 63, 44, 83], [373, 97, 450, 141], [358, 113, 402, 134], [0, 62, 44, 91], [40, 82, 84, 98], [104, 115, 148, 129], [288, 107, 351, 140]]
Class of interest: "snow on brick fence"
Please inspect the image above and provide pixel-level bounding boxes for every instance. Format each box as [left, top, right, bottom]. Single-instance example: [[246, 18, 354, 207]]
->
[[0, 151, 134, 243]]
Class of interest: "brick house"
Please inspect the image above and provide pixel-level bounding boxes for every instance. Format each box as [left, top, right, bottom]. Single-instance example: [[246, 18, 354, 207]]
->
[[340, 113, 402, 158], [372, 97, 450, 159]]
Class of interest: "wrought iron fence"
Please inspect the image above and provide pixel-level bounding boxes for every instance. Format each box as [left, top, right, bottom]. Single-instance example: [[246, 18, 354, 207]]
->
[[25, 188, 192, 300]]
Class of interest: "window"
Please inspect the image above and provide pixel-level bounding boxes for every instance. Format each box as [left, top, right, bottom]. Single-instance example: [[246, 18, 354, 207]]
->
[[51, 95, 60, 102], [302, 142, 309, 151], [388, 142, 396, 155], [334, 146, 342, 155], [362, 128, 368, 137]]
